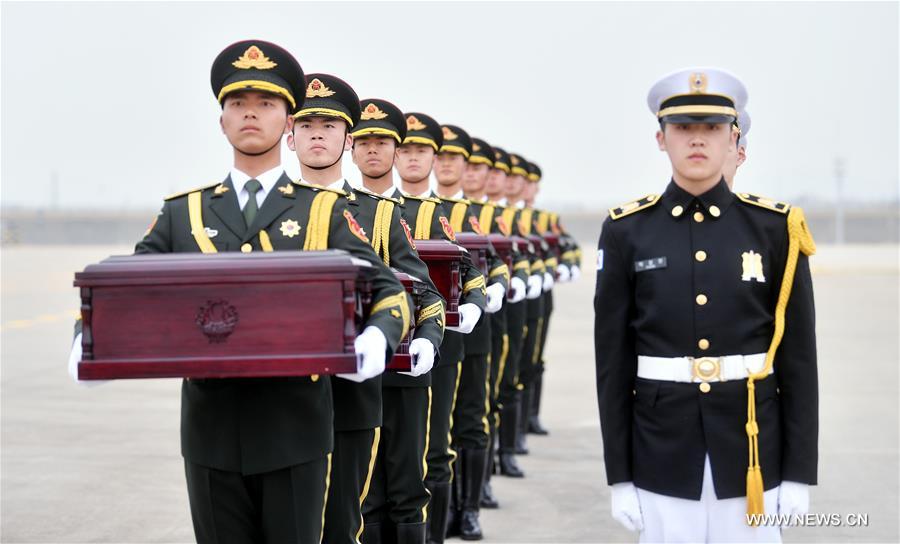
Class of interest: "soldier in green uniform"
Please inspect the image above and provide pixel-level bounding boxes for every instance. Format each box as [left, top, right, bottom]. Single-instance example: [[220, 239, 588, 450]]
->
[[471, 145, 530, 506], [285, 73, 406, 544], [393, 113, 488, 544], [432, 129, 508, 540], [71, 40, 411, 543], [345, 97, 445, 544]]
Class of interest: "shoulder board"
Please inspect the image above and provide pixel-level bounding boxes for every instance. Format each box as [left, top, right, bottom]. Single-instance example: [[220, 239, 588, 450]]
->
[[736, 192, 790, 214], [164, 181, 220, 201], [608, 194, 660, 220], [440, 196, 471, 205], [355, 187, 401, 204], [403, 194, 441, 204], [291, 180, 347, 196]]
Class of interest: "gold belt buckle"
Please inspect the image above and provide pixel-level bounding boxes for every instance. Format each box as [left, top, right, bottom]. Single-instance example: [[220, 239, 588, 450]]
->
[[690, 357, 723, 393]]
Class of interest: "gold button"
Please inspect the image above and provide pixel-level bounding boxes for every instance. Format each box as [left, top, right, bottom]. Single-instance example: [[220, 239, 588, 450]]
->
[[311, 374, 320, 382], [698, 338, 710, 350], [709, 205, 721, 217], [695, 250, 707, 262], [699, 382, 711, 393], [693, 211, 705, 223], [671, 205, 684, 217], [696, 294, 708, 306], [241, 243, 252, 253]]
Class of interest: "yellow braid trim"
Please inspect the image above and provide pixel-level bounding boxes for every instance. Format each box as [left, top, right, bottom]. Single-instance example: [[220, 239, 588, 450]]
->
[[303, 191, 339, 250]]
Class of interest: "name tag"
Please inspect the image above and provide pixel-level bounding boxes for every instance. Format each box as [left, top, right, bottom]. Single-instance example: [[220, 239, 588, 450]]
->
[[634, 257, 667, 272]]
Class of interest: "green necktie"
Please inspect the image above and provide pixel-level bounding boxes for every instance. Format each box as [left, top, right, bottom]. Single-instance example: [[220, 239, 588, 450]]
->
[[242, 178, 262, 226]]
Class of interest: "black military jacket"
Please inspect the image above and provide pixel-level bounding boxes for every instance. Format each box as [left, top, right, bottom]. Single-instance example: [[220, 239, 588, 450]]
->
[[594, 178, 818, 500], [342, 182, 445, 389], [135, 172, 410, 475]]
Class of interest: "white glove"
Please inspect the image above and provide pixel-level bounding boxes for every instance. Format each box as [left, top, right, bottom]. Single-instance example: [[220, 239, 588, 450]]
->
[[542, 271, 555, 292], [570, 265, 581, 281], [777, 481, 810, 522], [611, 482, 644, 532], [508, 277, 527, 304], [556, 264, 571, 283], [485, 282, 505, 314], [68, 333, 108, 387], [526, 274, 543, 299], [400, 338, 436, 377], [339, 326, 388, 382], [446, 303, 482, 334]]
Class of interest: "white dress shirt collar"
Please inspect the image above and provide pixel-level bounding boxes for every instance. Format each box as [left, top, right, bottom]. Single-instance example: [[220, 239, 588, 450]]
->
[[231, 165, 284, 209]]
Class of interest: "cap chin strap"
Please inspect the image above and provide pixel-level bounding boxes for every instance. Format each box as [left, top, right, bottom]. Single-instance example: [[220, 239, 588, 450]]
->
[[304, 150, 344, 171], [236, 136, 281, 158], [366, 164, 393, 180]]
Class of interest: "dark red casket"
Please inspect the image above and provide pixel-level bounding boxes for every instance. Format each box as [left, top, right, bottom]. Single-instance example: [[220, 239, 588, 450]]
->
[[413, 240, 465, 327], [387, 270, 426, 371], [455, 232, 490, 276], [74, 251, 375, 380]]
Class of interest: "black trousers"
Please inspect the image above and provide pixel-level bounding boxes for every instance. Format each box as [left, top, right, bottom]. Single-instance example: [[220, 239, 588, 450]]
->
[[497, 301, 526, 407], [323, 428, 380, 544], [451, 352, 491, 449], [518, 296, 545, 389], [535, 290, 553, 380], [185, 457, 329, 544], [363, 386, 432, 526], [488, 308, 509, 426], [426, 361, 462, 485]]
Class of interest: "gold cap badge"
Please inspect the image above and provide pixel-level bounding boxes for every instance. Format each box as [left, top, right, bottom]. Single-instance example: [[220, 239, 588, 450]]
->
[[407, 115, 426, 130], [689, 72, 708, 93], [306, 78, 335, 98], [511, 155, 520, 165], [232, 45, 277, 70], [442, 126, 458, 140], [473, 142, 481, 152], [361, 103, 389, 120]]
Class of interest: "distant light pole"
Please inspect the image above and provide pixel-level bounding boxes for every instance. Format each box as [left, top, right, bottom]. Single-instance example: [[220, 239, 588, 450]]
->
[[834, 158, 845, 245]]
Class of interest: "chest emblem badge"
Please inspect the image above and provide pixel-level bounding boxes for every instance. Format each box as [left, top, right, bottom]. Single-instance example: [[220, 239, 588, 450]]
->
[[741, 251, 766, 283], [280, 219, 301, 238]]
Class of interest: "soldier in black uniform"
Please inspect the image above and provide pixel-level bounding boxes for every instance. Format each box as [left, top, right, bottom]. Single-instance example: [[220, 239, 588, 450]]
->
[[78, 41, 411, 543], [393, 113, 488, 544], [346, 98, 445, 544], [595, 68, 817, 542], [724, 110, 751, 189], [286, 73, 403, 544], [434, 131, 509, 540]]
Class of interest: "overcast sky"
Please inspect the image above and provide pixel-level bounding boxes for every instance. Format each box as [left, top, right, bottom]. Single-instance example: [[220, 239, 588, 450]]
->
[[2, 1, 898, 211]]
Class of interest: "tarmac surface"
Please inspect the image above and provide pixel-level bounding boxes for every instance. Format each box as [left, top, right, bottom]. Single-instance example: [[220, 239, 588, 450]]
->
[[1, 242, 898, 543]]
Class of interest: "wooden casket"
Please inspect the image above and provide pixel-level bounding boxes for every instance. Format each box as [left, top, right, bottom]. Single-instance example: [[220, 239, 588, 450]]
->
[[387, 270, 426, 371], [413, 240, 466, 327], [74, 251, 375, 380], [455, 232, 490, 276]]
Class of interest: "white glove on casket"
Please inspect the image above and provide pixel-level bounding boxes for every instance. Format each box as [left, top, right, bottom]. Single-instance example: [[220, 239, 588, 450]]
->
[[399, 338, 436, 377], [338, 326, 388, 383], [485, 282, 505, 314], [777, 481, 810, 522], [526, 274, 543, 299], [542, 271, 555, 291], [556, 264, 571, 283], [68, 333, 109, 387], [508, 277, 527, 304], [611, 482, 644, 532], [570, 265, 581, 281], [446, 303, 482, 335]]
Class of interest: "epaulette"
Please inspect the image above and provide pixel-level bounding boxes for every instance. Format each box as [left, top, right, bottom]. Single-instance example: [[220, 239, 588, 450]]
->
[[608, 194, 660, 220], [736, 192, 790, 214], [291, 180, 347, 196], [355, 186, 402, 204], [164, 181, 220, 201], [402, 193, 442, 204], [439, 196, 471, 205]]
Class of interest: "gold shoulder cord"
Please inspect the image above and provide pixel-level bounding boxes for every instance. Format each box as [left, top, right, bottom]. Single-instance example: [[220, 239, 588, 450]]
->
[[450, 202, 467, 233], [188, 192, 217, 253], [371, 199, 393, 266], [304, 191, 339, 250], [479, 204, 495, 234], [415, 201, 436, 240], [745, 207, 816, 521], [501, 208, 517, 236], [519, 209, 533, 235]]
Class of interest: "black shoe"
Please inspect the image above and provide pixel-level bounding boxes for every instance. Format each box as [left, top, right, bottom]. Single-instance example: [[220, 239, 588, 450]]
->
[[528, 415, 549, 435], [498, 398, 525, 478], [498, 453, 524, 478], [480, 481, 499, 509], [425, 482, 451, 544], [459, 509, 483, 541], [397, 522, 427, 544], [458, 448, 487, 540]]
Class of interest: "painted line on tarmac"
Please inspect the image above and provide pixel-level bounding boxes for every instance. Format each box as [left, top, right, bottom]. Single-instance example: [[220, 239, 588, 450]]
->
[[1, 310, 80, 332]]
